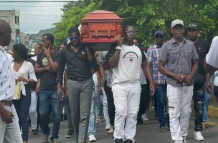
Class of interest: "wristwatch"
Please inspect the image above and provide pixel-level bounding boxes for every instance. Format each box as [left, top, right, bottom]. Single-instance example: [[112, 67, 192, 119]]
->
[[116, 46, 121, 50]]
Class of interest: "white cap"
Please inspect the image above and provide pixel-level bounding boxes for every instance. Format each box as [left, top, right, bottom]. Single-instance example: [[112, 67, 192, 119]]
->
[[171, 19, 184, 28]]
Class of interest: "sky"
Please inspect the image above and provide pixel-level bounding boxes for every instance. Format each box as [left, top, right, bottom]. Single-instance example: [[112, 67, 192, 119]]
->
[[0, 0, 76, 34]]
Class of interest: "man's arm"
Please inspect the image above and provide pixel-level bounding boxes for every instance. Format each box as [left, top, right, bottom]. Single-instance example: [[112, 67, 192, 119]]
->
[[205, 73, 212, 93], [109, 49, 121, 68], [64, 69, 68, 98], [204, 61, 217, 74], [0, 103, 13, 124], [42, 47, 58, 73], [99, 63, 105, 84]]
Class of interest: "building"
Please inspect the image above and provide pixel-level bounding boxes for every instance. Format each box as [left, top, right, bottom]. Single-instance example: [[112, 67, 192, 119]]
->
[[0, 10, 20, 49]]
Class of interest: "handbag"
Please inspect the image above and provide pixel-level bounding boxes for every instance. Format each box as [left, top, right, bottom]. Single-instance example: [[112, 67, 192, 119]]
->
[[14, 81, 21, 100]]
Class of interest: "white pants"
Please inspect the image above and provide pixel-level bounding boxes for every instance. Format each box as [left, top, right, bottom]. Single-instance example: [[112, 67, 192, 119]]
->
[[112, 82, 141, 140], [102, 88, 110, 124], [29, 89, 38, 130], [0, 105, 23, 143], [167, 84, 193, 141]]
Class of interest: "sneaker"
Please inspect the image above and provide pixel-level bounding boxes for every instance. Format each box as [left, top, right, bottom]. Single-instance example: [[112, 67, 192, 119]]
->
[[141, 113, 149, 121], [88, 135, 96, 142], [32, 129, 38, 136], [52, 138, 59, 143], [42, 134, 49, 143], [105, 122, 111, 130], [194, 131, 204, 141], [65, 130, 74, 138], [124, 139, 133, 143], [174, 141, 183, 143], [95, 119, 99, 124], [115, 138, 123, 143], [108, 126, 114, 134], [160, 126, 166, 133]]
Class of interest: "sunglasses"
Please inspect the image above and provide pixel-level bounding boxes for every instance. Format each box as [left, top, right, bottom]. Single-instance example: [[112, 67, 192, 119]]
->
[[125, 31, 137, 34], [155, 35, 163, 39], [69, 36, 79, 40]]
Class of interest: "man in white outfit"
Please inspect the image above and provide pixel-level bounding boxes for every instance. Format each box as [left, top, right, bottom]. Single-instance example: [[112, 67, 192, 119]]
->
[[105, 25, 155, 143], [158, 19, 199, 143], [0, 19, 23, 143]]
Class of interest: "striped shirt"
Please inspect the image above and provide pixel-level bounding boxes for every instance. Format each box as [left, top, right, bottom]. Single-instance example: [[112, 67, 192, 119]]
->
[[147, 44, 166, 84]]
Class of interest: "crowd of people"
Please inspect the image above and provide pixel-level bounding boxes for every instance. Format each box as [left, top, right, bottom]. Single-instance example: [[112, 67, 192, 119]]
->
[[0, 18, 218, 143]]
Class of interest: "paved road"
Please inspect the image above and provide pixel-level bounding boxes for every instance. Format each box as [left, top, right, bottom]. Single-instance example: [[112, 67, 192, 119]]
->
[[29, 113, 218, 143]]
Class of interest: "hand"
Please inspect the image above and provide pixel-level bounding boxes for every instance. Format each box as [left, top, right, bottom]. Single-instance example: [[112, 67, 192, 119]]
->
[[115, 37, 124, 47], [57, 83, 63, 101], [18, 76, 28, 82], [183, 75, 193, 86], [42, 47, 50, 57], [15, 79, 19, 84], [44, 66, 51, 71], [150, 83, 156, 96], [35, 85, 40, 93], [0, 108, 14, 124], [99, 86, 103, 95], [173, 74, 187, 83], [206, 81, 212, 94]]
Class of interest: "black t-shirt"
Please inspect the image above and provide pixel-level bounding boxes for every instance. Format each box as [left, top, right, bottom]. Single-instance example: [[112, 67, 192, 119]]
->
[[36, 50, 60, 89], [194, 38, 210, 75]]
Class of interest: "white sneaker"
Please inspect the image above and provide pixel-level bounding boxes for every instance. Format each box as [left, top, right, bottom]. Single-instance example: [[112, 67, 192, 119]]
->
[[88, 135, 96, 142], [194, 131, 204, 141], [141, 113, 149, 121], [108, 126, 114, 134], [105, 122, 111, 130]]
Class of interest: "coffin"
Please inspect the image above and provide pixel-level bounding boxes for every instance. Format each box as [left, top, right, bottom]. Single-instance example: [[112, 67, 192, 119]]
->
[[81, 10, 123, 51]]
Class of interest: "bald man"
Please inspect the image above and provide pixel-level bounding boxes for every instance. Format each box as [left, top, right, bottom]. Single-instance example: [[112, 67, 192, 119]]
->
[[0, 19, 23, 142]]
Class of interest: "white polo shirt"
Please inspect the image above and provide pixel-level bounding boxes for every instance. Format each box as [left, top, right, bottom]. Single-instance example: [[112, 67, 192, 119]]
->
[[206, 36, 218, 68]]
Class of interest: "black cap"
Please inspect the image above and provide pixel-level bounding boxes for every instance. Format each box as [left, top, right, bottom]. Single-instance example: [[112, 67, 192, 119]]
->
[[187, 22, 200, 30]]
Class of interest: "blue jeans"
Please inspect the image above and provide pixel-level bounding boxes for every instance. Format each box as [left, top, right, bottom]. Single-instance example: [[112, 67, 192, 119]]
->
[[88, 99, 96, 135], [156, 84, 167, 127], [13, 85, 31, 141], [203, 76, 213, 122], [39, 86, 61, 140], [94, 85, 100, 119]]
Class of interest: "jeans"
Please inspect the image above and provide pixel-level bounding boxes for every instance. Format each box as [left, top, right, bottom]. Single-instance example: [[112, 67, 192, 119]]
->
[[0, 105, 23, 143], [88, 99, 96, 135], [137, 84, 149, 122], [13, 85, 31, 141], [39, 86, 61, 140], [104, 82, 115, 127], [156, 84, 167, 127], [214, 85, 218, 104], [94, 84, 100, 119], [67, 78, 93, 143]]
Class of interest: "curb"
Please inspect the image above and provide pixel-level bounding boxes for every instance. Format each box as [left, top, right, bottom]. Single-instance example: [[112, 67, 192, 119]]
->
[[208, 105, 218, 118]]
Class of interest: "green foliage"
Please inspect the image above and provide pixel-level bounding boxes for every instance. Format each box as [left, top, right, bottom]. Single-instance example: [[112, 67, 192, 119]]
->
[[54, 0, 218, 46]]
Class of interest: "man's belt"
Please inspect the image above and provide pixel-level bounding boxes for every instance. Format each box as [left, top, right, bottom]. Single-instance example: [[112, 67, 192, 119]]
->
[[1, 100, 13, 106], [72, 77, 90, 81]]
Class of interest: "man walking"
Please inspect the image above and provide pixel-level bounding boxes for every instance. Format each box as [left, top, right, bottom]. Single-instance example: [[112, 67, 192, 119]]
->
[[106, 25, 155, 143], [0, 19, 23, 143], [187, 22, 211, 141], [35, 33, 61, 143], [158, 19, 199, 143], [57, 27, 98, 143], [147, 30, 168, 132]]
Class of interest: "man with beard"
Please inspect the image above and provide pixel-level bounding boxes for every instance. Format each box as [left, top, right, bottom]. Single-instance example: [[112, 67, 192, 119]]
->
[[187, 22, 211, 141], [57, 27, 98, 143], [0, 19, 23, 143], [158, 19, 199, 143], [105, 25, 155, 143]]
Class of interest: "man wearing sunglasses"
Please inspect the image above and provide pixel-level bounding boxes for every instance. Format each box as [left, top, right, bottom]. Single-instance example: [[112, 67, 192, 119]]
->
[[104, 25, 155, 143], [57, 27, 98, 143], [147, 30, 168, 132]]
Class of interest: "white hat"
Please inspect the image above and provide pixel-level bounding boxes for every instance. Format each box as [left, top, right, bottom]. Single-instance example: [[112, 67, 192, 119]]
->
[[171, 19, 184, 28]]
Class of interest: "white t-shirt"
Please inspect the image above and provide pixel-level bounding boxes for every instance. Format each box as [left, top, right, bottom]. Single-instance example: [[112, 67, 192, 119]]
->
[[206, 36, 218, 68], [12, 61, 37, 96], [112, 44, 144, 85]]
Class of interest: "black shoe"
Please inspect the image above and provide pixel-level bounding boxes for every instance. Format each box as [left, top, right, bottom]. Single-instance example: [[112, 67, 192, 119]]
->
[[32, 129, 38, 136], [160, 126, 166, 133], [124, 139, 133, 143], [115, 138, 123, 143]]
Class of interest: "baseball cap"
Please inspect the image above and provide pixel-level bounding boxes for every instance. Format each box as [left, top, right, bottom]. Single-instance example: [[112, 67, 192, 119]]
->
[[187, 22, 200, 30], [171, 19, 184, 28], [154, 30, 164, 37]]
